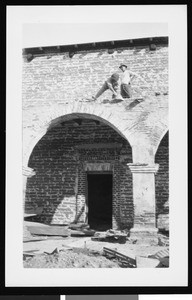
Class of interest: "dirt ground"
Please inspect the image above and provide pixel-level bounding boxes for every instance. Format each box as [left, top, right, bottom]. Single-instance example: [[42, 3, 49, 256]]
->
[[23, 234, 169, 268]]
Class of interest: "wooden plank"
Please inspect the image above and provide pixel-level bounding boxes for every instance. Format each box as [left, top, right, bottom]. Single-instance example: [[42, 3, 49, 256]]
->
[[103, 247, 136, 268], [24, 207, 43, 217], [69, 223, 90, 230], [28, 225, 70, 236], [71, 229, 95, 237], [148, 248, 169, 260]]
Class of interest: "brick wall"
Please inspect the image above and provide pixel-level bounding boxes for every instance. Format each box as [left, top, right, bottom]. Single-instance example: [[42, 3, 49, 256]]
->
[[22, 44, 168, 110], [26, 121, 133, 228], [23, 41, 169, 231]]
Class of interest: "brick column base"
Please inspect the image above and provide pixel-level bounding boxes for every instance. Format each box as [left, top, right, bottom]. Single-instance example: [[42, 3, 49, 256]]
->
[[129, 228, 158, 245], [128, 163, 159, 245]]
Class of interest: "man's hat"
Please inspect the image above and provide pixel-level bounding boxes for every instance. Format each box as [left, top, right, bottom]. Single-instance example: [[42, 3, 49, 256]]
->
[[119, 63, 128, 69], [111, 73, 120, 81]]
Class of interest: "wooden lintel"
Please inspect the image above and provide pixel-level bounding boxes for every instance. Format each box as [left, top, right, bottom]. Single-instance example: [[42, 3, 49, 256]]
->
[[75, 143, 122, 150]]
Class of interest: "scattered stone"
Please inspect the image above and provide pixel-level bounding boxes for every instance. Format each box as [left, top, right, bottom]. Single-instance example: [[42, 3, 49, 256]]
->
[[148, 248, 169, 268], [23, 248, 120, 268], [158, 234, 169, 246], [92, 229, 127, 244], [158, 256, 169, 267]]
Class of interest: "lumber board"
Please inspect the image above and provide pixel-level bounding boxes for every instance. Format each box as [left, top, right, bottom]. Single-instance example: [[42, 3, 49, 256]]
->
[[71, 229, 95, 237], [28, 225, 70, 236], [103, 247, 136, 268]]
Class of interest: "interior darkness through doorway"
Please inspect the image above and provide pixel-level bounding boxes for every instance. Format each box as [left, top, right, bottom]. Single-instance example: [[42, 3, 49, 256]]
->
[[87, 173, 113, 231]]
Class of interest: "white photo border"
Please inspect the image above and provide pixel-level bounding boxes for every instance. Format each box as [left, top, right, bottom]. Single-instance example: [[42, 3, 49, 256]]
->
[[6, 5, 188, 288]]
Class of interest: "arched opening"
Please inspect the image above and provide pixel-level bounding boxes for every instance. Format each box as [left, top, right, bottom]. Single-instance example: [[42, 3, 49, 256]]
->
[[155, 131, 169, 232], [25, 116, 133, 230]]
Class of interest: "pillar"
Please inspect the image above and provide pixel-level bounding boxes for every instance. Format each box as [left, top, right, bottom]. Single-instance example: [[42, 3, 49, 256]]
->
[[128, 163, 159, 245], [23, 166, 36, 241]]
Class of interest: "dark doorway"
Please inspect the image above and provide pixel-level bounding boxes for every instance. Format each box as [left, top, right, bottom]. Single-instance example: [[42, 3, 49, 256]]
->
[[87, 173, 113, 231]]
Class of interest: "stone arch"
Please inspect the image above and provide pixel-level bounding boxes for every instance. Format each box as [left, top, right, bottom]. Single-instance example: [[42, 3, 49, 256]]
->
[[25, 107, 134, 228], [155, 130, 169, 231], [154, 127, 169, 155], [23, 103, 134, 167]]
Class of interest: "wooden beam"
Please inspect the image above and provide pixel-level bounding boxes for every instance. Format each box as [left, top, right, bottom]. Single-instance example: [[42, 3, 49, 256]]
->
[[103, 247, 136, 268], [27, 225, 70, 237]]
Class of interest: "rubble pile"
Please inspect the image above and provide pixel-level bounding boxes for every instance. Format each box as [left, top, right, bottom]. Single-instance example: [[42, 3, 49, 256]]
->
[[23, 247, 120, 268], [24, 221, 169, 268]]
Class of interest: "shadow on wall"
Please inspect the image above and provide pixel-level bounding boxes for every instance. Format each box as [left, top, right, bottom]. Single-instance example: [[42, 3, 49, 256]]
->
[[155, 131, 169, 231]]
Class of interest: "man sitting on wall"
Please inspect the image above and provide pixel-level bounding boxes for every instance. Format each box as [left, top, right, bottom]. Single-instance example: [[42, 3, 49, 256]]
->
[[119, 63, 148, 99], [92, 73, 123, 101]]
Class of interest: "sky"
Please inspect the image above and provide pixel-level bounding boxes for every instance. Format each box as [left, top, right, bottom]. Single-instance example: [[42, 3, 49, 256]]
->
[[23, 23, 168, 48]]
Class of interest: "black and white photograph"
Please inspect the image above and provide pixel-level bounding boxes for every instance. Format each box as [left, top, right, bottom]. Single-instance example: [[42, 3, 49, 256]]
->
[[6, 5, 187, 288], [22, 25, 169, 269]]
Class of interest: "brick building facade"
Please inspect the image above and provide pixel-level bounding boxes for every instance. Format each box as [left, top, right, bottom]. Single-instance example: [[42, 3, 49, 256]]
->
[[23, 37, 169, 243]]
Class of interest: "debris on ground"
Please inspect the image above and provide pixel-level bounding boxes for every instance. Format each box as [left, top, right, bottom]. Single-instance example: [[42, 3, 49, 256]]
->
[[23, 247, 120, 268], [91, 229, 127, 244], [135, 247, 169, 268], [148, 248, 169, 267], [24, 207, 43, 218], [68, 223, 90, 230], [27, 225, 70, 237], [148, 248, 169, 260], [23, 236, 48, 243], [136, 256, 160, 268], [158, 234, 169, 246], [27, 221, 94, 238], [157, 256, 169, 267], [71, 229, 95, 237], [103, 247, 136, 268], [24, 221, 169, 268]]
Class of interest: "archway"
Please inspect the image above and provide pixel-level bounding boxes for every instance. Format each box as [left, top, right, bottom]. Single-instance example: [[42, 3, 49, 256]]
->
[[25, 115, 133, 230], [155, 131, 169, 232]]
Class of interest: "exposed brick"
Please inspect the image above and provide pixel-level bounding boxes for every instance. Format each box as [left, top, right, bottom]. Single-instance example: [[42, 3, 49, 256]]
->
[[23, 42, 169, 231]]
